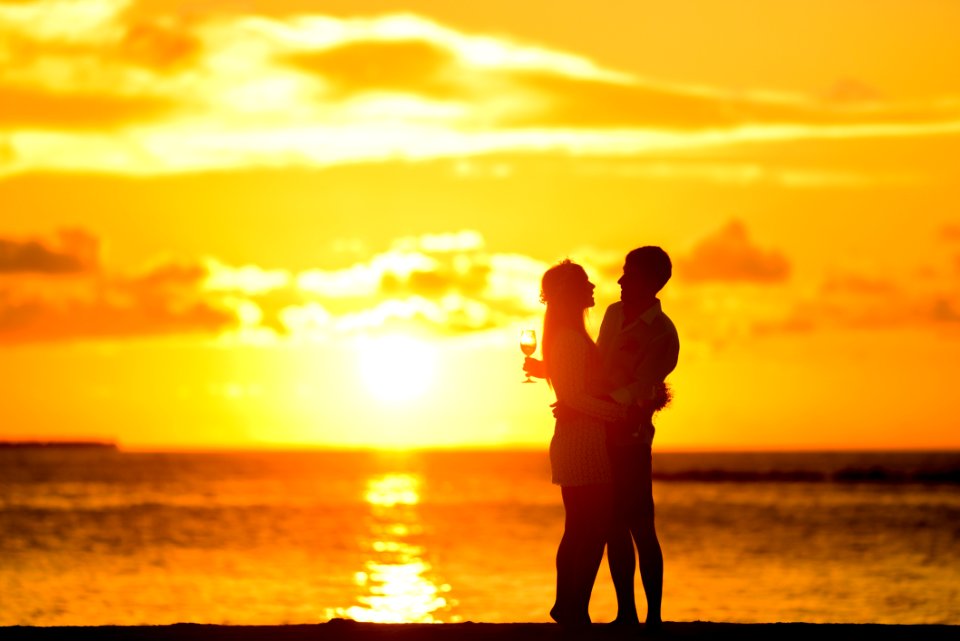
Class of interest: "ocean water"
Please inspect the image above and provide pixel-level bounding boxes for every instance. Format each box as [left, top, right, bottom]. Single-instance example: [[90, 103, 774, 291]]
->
[[1, 448, 958, 626]]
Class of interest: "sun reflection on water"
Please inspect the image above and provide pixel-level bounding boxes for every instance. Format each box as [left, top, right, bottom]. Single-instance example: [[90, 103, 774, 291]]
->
[[339, 473, 456, 623]]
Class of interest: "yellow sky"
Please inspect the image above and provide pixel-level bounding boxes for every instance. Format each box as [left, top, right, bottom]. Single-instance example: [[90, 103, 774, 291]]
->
[[2, 0, 959, 450]]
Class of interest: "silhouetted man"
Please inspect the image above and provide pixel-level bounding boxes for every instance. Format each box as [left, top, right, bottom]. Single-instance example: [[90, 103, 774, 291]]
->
[[597, 246, 679, 629]]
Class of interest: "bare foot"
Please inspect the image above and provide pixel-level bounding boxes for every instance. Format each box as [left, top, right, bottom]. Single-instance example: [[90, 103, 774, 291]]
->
[[550, 606, 591, 628], [644, 618, 663, 633]]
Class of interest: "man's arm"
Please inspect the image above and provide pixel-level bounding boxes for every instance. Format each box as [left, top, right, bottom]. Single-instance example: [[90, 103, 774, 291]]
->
[[608, 331, 679, 405]]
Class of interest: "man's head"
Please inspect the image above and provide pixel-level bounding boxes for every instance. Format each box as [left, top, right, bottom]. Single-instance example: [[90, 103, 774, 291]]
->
[[619, 246, 672, 304]]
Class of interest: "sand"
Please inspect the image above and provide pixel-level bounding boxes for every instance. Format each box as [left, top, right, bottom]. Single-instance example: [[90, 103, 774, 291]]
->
[[2, 620, 957, 641]]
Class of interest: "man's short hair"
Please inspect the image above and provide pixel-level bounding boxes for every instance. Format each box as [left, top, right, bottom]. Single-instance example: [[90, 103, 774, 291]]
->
[[626, 246, 672, 292]]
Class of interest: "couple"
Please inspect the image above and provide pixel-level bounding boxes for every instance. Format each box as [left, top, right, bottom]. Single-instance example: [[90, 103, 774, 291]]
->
[[524, 246, 679, 629]]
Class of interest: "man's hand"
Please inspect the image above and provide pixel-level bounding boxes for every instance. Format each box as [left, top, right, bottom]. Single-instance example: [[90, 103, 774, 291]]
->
[[626, 403, 654, 425], [523, 357, 546, 380], [552, 402, 575, 420], [642, 381, 672, 413]]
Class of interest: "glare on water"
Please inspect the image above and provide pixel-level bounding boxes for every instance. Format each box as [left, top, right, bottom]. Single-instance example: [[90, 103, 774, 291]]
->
[[337, 473, 455, 623]]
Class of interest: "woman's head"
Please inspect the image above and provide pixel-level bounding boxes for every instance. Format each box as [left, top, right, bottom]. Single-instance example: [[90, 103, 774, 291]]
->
[[540, 259, 595, 312], [540, 260, 595, 381]]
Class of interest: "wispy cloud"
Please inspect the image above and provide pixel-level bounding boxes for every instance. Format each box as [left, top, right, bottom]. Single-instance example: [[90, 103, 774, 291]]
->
[[573, 160, 923, 188], [1, 7, 958, 175]]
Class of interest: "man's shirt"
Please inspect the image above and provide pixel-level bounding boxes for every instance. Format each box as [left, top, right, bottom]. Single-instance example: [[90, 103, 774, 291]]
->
[[596, 299, 680, 405]]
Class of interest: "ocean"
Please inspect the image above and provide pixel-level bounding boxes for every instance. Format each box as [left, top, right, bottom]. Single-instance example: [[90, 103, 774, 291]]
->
[[1, 448, 958, 626]]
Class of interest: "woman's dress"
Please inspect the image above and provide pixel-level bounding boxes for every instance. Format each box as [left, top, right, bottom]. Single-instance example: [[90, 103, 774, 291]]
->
[[548, 329, 629, 486]]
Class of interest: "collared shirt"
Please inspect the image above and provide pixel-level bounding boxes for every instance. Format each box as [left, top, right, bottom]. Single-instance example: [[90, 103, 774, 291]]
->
[[596, 299, 679, 406]]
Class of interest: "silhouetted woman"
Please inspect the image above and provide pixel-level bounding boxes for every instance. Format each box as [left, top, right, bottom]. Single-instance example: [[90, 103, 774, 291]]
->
[[538, 260, 641, 626]]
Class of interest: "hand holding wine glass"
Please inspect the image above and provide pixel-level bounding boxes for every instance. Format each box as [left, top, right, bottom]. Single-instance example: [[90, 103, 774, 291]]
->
[[520, 329, 537, 383]]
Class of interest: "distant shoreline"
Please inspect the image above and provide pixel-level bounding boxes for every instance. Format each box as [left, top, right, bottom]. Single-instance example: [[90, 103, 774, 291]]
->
[[2, 445, 958, 484], [0, 441, 117, 450], [2, 621, 958, 641]]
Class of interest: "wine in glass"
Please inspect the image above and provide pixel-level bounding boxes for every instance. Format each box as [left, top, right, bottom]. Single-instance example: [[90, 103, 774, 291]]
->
[[520, 329, 537, 383]]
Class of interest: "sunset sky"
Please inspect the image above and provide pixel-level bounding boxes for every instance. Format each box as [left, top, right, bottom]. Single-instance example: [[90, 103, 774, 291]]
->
[[2, 0, 959, 450]]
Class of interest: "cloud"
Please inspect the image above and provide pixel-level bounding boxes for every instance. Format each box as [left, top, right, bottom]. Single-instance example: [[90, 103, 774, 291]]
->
[[0, 85, 175, 130], [931, 298, 960, 323], [117, 20, 203, 70], [286, 39, 458, 98], [0, 228, 550, 343], [510, 72, 960, 132], [289, 230, 544, 336], [1, 10, 959, 175], [504, 73, 742, 130], [940, 224, 960, 242], [819, 78, 884, 104], [677, 220, 791, 283], [0, 229, 98, 273], [0, 289, 236, 343], [6, 226, 952, 346], [821, 274, 899, 295], [573, 160, 921, 188], [0, 231, 241, 342], [0, 136, 15, 165], [0, 0, 131, 42], [500, 73, 799, 130], [274, 19, 960, 134], [749, 266, 960, 336], [204, 260, 291, 295], [381, 264, 490, 299]]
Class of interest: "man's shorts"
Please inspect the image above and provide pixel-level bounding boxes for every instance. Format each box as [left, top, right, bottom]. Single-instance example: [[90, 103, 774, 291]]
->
[[606, 422, 655, 523]]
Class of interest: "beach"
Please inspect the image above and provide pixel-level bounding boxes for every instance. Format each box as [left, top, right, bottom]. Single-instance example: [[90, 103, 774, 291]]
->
[[3, 621, 959, 641]]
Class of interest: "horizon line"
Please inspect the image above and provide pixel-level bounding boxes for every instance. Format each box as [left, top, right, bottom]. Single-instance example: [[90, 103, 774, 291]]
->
[[4, 441, 958, 455]]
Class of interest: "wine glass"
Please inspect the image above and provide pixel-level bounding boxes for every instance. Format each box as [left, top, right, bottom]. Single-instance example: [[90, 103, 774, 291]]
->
[[520, 329, 537, 383]]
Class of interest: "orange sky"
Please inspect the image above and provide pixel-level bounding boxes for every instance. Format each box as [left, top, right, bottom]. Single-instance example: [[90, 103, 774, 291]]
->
[[2, 0, 960, 450]]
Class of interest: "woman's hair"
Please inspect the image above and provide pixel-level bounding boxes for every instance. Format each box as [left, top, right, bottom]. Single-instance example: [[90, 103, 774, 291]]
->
[[540, 259, 591, 384]]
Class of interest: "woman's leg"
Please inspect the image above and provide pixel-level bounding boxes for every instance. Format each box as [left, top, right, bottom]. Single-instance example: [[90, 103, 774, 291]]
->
[[552, 484, 613, 625], [552, 487, 583, 625], [606, 523, 639, 624]]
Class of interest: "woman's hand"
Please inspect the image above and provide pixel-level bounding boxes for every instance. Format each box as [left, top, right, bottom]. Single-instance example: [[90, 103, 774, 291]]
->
[[523, 357, 546, 379]]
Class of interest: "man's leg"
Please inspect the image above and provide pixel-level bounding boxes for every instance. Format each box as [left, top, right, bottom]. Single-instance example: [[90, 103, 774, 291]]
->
[[630, 445, 662, 626], [635, 523, 663, 625], [605, 427, 642, 625]]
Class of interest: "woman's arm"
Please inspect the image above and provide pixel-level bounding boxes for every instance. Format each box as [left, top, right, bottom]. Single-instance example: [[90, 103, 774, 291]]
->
[[550, 331, 629, 423]]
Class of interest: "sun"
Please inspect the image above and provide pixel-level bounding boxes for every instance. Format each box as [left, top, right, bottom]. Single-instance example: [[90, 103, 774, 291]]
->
[[356, 334, 438, 403]]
